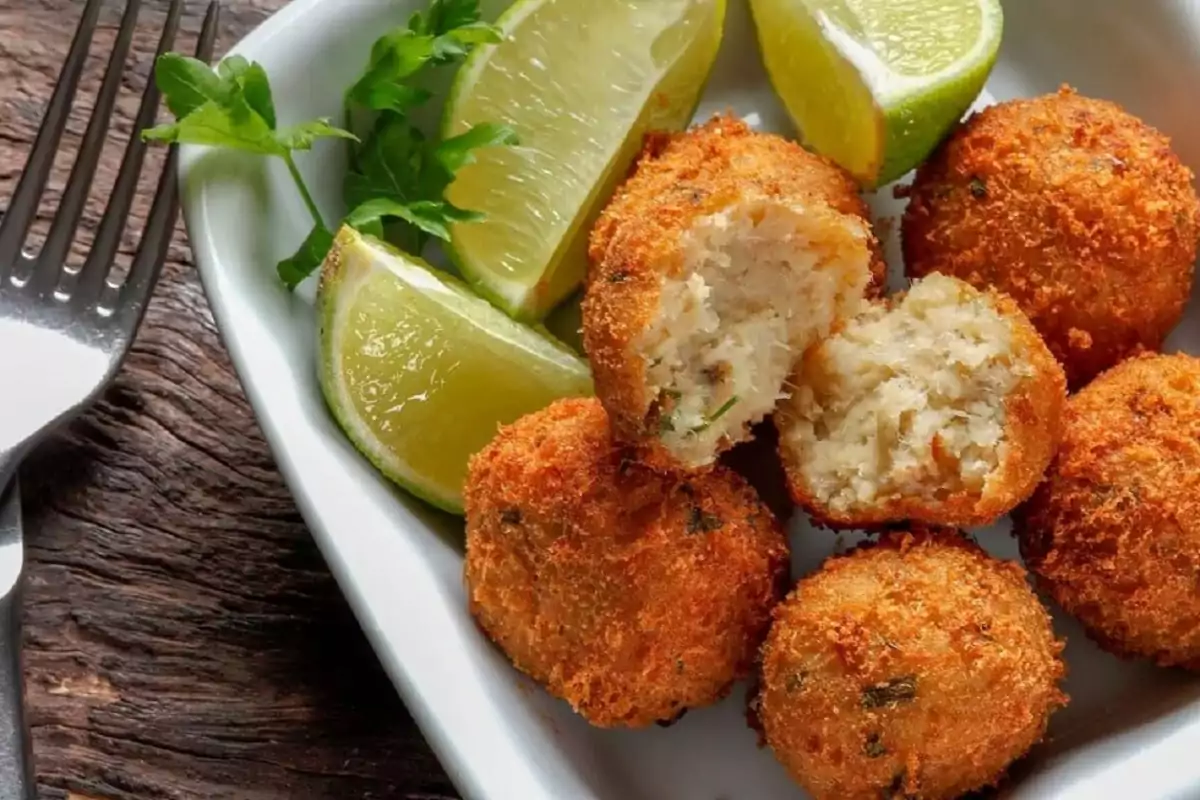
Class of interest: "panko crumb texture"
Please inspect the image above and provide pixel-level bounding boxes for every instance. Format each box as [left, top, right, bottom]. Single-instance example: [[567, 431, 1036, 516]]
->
[[589, 115, 884, 284], [1017, 353, 1200, 668], [758, 531, 1066, 800], [464, 398, 789, 728], [903, 85, 1200, 388]]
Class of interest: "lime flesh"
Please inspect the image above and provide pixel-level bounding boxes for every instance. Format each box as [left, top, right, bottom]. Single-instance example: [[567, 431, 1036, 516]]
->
[[750, 0, 1002, 186], [318, 227, 593, 514], [443, 0, 726, 320]]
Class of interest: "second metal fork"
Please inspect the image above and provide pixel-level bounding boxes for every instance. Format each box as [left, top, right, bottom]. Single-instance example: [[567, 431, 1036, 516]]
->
[[0, 1, 220, 795]]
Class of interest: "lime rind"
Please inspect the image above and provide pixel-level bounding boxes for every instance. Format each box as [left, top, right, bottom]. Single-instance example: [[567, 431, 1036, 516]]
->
[[750, 0, 883, 181], [751, 0, 1001, 187], [318, 239, 463, 512], [877, 39, 999, 185], [839, 0, 1004, 184]]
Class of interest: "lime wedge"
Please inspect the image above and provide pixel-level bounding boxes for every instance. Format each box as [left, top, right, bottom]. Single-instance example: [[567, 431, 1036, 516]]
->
[[443, 0, 726, 320], [749, 0, 1002, 187], [317, 227, 593, 513]]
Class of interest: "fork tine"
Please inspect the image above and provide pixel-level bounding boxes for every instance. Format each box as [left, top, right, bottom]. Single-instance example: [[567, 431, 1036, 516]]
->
[[73, 0, 185, 308], [30, 0, 145, 298], [195, 0, 223, 65], [115, 146, 179, 319], [112, 1, 221, 325], [0, 0, 104, 273]]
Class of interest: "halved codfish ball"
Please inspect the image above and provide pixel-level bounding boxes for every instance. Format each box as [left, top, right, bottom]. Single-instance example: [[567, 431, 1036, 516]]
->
[[776, 273, 1066, 528], [584, 115, 880, 471]]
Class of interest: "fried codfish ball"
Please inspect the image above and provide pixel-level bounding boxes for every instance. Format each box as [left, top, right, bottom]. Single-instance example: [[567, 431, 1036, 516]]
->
[[1016, 353, 1200, 667], [758, 531, 1067, 800], [583, 115, 884, 471], [903, 86, 1200, 388], [464, 397, 789, 728], [776, 273, 1066, 529]]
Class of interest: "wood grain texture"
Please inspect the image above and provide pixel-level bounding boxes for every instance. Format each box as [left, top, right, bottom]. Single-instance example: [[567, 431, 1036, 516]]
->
[[0, 1, 459, 797]]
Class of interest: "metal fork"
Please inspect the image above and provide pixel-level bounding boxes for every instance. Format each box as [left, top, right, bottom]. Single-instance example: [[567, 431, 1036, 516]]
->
[[0, 1, 220, 795]]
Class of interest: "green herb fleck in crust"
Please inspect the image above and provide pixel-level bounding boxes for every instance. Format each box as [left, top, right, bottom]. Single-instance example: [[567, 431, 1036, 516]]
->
[[687, 506, 723, 534], [861, 676, 917, 709]]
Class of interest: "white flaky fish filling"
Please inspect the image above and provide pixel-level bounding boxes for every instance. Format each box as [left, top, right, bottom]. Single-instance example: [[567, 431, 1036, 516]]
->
[[639, 196, 873, 468], [782, 273, 1032, 512]]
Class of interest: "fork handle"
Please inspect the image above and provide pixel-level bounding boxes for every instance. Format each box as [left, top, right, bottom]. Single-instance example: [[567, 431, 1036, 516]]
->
[[0, 478, 34, 800]]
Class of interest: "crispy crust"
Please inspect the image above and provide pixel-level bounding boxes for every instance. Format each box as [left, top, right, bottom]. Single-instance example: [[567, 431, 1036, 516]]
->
[[902, 85, 1200, 388], [463, 398, 790, 728], [777, 288, 1067, 529], [758, 531, 1066, 800], [1015, 353, 1200, 668], [582, 114, 883, 470]]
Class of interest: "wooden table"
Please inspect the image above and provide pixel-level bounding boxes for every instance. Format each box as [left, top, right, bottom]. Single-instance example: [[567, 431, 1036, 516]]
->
[[1, 1, 458, 796]]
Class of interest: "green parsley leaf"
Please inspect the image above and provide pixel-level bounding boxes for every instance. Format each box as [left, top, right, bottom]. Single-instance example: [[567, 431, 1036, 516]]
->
[[216, 55, 248, 81], [275, 119, 358, 151], [146, 0, 512, 293], [153, 53, 224, 118], [441, 20, 503, 44], [346, 198, 479, 248], [343, 120, 426, 209], [145, 49, 357, 291], [339, 0, 511, 256], [435, 122, 519, 173], [145, 54, 354, 159], [141, 100, 284, 155], [410, 0, 481, 36], [342, 112, 503, 254], [347, 0, 500, 117], [140, 122, 179, 143], [344, 198, 415, 229], [430, 23, 502, 62], [358, 84, 433, 115], [347, 31, 437, 109], [277, 223, 335, 290], [407, 199, 483, 235], [219, 56, 276, 129]]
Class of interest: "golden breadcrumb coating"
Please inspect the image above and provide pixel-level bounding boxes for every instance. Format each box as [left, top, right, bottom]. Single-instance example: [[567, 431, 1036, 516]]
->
[[903, 86, 1200, 388], [758, 531, 1066, 800], [777, 274, 1066, 529], [464, 398, 789, 728], [583, 115, 883, 471], [1016, 353, 1200, 668]]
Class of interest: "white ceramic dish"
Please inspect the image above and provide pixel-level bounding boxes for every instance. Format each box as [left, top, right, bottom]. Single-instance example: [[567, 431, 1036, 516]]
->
[[180, 1, 1200, 798]]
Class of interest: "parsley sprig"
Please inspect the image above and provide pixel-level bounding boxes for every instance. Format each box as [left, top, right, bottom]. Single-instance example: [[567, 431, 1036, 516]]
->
[[341, 0, 516, 257], [144, 52, 355, 227], [143, 0, 516, 289], [143, 53, 356, 286]]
